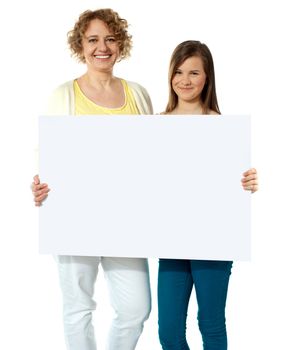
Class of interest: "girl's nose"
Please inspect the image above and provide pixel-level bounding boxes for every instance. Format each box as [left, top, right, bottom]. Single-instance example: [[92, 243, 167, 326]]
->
[[182, 76, 191, 85]]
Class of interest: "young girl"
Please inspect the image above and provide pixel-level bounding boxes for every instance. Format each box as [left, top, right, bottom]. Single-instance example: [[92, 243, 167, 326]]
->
[[157, 40, 258, 350]]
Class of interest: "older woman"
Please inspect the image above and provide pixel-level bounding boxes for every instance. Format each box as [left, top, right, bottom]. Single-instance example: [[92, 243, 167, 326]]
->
[[31, 9, 152, 350]]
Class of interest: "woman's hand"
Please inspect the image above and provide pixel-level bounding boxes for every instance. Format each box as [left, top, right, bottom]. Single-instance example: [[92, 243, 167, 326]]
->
[[31, 175, 50, 206], [241, 168, 258, 193]]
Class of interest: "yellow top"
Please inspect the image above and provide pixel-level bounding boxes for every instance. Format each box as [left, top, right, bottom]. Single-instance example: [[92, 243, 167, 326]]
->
[[74, 79, 140, 115]]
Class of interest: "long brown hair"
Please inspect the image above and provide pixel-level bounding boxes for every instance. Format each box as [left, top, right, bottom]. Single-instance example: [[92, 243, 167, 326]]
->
[[165, 40, 220, 114]]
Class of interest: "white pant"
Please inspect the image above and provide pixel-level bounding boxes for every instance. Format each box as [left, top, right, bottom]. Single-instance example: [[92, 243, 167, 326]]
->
[[55, 256, 151, 350]]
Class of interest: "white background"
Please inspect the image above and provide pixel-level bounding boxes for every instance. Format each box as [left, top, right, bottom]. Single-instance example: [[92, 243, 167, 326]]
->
[[0, 0, 297, 349]]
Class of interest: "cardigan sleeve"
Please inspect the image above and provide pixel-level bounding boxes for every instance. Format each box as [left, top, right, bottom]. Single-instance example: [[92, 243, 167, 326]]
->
[[34, 81, 75, 173], [46, 80, 75, 115], [126, 81, 154, 115]]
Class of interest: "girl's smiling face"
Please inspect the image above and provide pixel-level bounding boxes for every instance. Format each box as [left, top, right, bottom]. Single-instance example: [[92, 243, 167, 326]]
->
[[172, 56, 207, 104]]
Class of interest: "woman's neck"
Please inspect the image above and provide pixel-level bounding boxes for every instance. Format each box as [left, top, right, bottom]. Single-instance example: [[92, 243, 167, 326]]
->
[[81, 69, 117, 90]]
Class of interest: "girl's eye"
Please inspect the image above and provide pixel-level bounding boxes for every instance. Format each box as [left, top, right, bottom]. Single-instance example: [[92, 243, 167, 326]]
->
[[175, 71, 182, 75]]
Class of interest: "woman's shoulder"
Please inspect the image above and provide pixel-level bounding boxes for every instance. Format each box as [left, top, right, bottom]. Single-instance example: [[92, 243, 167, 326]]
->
[[47, 80, 75, 115], [124, 79, 153, 114], [125, 80, 148, 94], [48, 80, 75, 104], [51, 80, 74, 94]]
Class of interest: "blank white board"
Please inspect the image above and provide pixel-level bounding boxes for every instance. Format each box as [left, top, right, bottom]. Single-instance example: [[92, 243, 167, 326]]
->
[[39, 115, 251, 260]]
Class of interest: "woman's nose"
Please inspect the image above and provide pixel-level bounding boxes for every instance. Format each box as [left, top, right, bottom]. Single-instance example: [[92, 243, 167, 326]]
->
[[97, 39, 108, 51]]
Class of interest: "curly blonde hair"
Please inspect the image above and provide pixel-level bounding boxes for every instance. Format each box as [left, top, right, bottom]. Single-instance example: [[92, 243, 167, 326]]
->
[[67, 9, 132, 63]]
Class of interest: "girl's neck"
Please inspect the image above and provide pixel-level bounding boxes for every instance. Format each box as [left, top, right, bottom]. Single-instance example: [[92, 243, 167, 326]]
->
[[172, 100, 204, 115]]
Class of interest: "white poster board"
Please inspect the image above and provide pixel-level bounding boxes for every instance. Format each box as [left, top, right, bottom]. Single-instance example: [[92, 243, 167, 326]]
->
[[39, 115, 251, 260]]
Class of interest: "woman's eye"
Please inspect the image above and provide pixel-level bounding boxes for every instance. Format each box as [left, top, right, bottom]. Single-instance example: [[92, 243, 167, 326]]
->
[[106, 37, 116, 42], [88, 38, 97, 43], [175, 71, 182, 75]]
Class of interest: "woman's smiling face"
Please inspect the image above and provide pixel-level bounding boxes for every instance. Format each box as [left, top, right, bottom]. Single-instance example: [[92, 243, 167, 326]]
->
[[81, 19, 120, 72]]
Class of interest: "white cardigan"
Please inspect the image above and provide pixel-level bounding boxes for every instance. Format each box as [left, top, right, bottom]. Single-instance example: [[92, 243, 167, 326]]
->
[[47, 80, 153, 115]]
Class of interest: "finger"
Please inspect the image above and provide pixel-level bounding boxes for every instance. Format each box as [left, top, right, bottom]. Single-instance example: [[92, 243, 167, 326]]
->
[[241, 174, 258, 183], [243, 183, 258, 193], [32, 183, 49, 193], [244, 184, 258, 193], [242, 179, 258, 188], [34, 199, 43, 207], [242, 168, 257, 176], [33, 175, 40, 185], [34, 188, 50, 198], [251, 185, 258, 193], [35, 193, 48, 203], [242, 185, 254, 192]]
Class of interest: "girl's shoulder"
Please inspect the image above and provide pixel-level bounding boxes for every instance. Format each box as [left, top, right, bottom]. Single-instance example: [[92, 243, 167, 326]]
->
[[208, 109, 220, 115]]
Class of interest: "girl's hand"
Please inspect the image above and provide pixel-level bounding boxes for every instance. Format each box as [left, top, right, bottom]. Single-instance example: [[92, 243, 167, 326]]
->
[[241, 168, 258, 193]]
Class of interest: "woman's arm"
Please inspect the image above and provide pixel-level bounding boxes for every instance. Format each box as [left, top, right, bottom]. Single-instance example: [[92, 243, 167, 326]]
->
[[31, 175, 50, 206]]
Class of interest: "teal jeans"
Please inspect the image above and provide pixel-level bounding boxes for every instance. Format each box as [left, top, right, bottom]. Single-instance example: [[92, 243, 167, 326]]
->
[[158, 259, 232, 350]]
